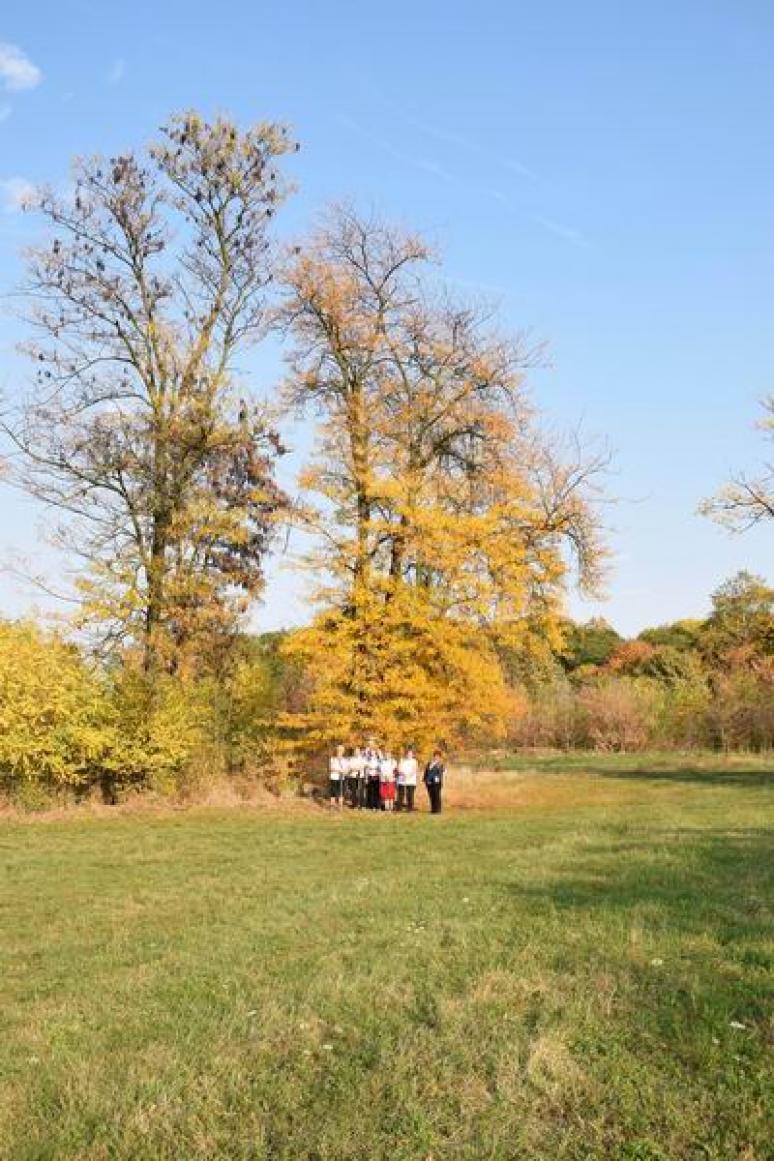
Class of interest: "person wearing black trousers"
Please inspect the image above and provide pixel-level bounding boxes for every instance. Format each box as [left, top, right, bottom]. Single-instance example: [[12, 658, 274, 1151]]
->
[[423, 750, 445, 814], [364, 745, 381, 810]]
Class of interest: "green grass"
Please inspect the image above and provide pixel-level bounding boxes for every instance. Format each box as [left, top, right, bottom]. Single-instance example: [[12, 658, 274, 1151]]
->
[[2, 758, 773, 1159], [471, 749, 774, 775]]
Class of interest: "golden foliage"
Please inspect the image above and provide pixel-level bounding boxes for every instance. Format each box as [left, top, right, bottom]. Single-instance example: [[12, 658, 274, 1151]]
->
[[278, 207, 607, 750], [0, 622, 111, 790], [0, 621, 282, 803], [282, 582, 520, 752]]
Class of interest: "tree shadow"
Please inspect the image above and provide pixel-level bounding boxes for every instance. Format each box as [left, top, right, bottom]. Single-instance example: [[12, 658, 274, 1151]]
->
[[508, 826, 774, 964], [582, 764, 774, 788], [494, 824, 773, 1159]]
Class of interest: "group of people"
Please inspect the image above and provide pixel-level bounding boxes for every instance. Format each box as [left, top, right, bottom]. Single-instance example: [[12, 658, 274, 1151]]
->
[[328, 744, 446, 814]]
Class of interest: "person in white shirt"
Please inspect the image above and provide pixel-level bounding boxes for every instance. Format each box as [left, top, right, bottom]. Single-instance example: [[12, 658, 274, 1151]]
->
[[379, 750, 397, 812], [364, 744, 381, 810], [328, 745, 346, 808], [397, 747, 419, 812], [347, 746, 364, 808]]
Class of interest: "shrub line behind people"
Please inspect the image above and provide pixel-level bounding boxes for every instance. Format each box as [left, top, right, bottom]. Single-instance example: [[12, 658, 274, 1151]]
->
[[328, 743, 443, 813]]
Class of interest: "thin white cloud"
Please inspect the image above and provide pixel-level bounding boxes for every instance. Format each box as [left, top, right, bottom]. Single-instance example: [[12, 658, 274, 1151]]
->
[[535, 215, 590, 249], [418, 118, 538, 182], [376, 98, 539, 182], [489, 188, 513, 209], [338, 115, 453, 184], [0, 176, 37, 213], [416, 158, 454, 182], [502, 157, 538, 181], [0, 42, 42, 92], [106, 58, 126, 85]]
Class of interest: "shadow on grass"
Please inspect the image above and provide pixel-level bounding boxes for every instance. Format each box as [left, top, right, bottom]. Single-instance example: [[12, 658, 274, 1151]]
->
[[495, 755, 774, 788], [597, 766, 774, 788], [510, 826, 774, 977], [496, 824, 774, 1161]]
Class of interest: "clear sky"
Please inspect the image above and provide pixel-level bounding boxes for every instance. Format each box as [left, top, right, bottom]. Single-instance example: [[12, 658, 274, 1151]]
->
[[0, 0, 771, 636]]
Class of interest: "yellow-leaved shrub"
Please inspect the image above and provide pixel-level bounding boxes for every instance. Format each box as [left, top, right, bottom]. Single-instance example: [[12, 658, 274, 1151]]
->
[[102, 670, 226, 800], [0, 621, 113, 797], [0, 621, 282, 806]]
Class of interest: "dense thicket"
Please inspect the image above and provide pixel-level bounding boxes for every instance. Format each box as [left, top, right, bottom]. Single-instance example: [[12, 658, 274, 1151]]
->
[[0, 621, 287, 806]]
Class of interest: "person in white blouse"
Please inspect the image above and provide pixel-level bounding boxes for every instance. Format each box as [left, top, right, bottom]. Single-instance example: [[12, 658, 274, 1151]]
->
[[397, 747, 419, 812], [347, 746, 365, 809], [378, 749, 397, 812], [328, 745, 346, 809], [364, 743, 382, 810]]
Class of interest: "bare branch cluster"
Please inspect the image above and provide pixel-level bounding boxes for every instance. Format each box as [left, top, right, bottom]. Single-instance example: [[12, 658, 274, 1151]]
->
[[701, 395, 774, 531]]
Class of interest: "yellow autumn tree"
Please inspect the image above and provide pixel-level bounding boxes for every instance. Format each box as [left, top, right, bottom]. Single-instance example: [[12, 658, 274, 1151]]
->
[[284, 584, 520, 753], [279, 207, 606, 752]]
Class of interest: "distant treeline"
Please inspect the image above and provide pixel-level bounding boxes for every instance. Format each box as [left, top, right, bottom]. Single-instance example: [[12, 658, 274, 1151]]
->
[[508, 570, 773, 753]]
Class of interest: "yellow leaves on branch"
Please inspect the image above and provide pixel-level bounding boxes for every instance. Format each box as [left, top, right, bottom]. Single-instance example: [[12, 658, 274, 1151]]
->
[[0, 621, 112, 787], [281, 583, 518, 754], [278, 206, 607, 751]]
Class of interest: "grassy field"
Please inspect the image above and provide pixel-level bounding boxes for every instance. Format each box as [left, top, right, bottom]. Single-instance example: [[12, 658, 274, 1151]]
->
[[1, 755, 772, 1159]]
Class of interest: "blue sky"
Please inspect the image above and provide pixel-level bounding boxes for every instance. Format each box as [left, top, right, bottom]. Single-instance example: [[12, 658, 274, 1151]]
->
[[0, 0, 772, 635]]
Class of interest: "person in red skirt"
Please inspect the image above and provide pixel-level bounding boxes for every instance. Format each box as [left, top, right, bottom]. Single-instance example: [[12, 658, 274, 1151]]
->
[[379, 749, 397, 812]]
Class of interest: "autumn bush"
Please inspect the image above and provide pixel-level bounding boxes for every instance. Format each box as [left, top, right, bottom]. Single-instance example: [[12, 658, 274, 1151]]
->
[[508, 574, 774, 755], [704, 660, 774, 751], [98, 670, 225, 801], [0, 621, 286, 807], [0, 622, 113, 805], [507, 678, 577, 750], [574, 677, 660, 751], [506, 669, 772, 754]]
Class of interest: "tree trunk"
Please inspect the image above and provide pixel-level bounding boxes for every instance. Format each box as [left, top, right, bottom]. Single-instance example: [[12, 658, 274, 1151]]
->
[[144, 413, 172, 671]]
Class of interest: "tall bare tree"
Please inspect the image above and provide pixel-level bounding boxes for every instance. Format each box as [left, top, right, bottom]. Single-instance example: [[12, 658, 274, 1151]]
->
[[1, 112, 296, 670]]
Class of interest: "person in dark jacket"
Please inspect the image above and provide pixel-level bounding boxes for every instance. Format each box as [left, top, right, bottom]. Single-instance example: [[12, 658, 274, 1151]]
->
[[423, 750, 445, 814]]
